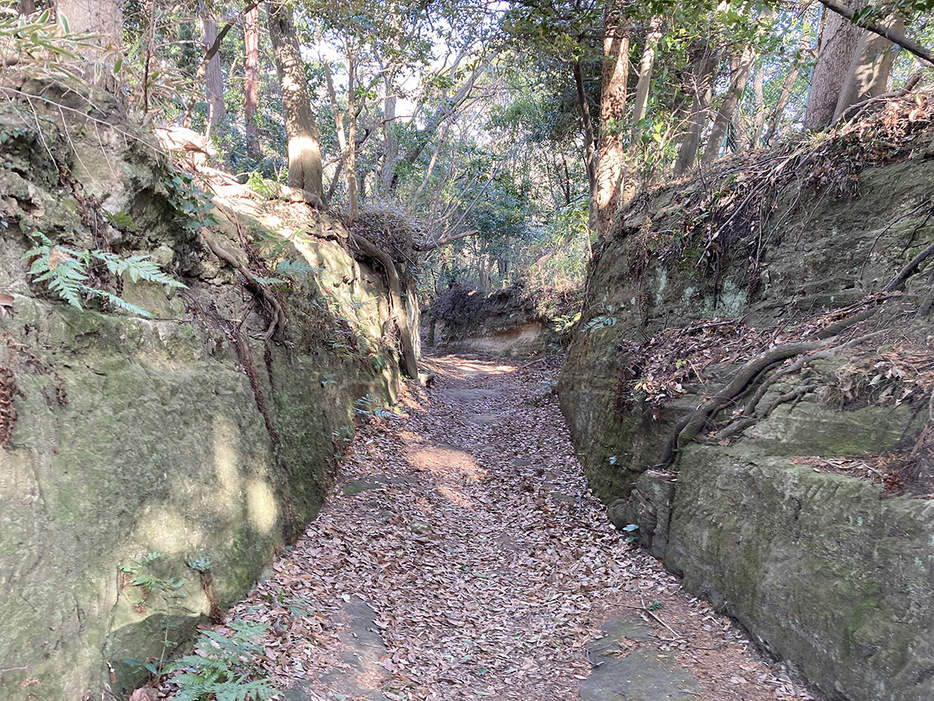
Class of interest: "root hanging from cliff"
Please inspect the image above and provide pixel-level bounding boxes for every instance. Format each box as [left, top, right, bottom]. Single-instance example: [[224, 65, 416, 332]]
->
[[349, 232, 420, 380], [200, 227, 288, 342], [655, 331, 885, 468]]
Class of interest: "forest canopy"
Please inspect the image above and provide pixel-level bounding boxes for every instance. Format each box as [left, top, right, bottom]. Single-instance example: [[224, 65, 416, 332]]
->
[[5, 0, 933, 299]]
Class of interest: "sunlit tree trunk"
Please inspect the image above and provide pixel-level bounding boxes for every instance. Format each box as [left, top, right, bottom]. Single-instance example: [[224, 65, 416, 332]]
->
[[631, 16, 662, 141], [267, 1, 324, 204], [572, 59, 596, 253], [380, 82, 398, 194], [833, 17, 903, 120], [594, 0, 630, 239], [244, 5, 260, 155], [674, 46, 720, 177], [702, 44, 756, 164], [749, 67, 766, 149], [764, 30, 810, 144], [55, 0, 123, 68], [199, 0, 226, 130], [804, 3, 862, 130], [323, 56, 359, 218], [345, 43, 359, 221]]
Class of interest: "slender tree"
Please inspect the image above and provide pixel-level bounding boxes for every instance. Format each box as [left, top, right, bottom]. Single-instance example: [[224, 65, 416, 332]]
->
[[702, 44, 757, 164], [199, 0, 226, 130], [674, 44, 720, 176], [244, 4, 260, 154], [631, 16, 663, 141], [594, 0, 631, 239], [833, 17, 903, 121]]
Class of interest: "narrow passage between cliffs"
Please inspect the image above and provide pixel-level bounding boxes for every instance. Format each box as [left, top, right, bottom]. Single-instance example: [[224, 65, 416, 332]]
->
[[180, 354, 815, 701]]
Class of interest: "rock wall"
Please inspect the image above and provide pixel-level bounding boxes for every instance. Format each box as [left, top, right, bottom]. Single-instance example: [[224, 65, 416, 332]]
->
[[425, 283, 574, 356], [0, 85, 400, 698], [560, 114, 934, 700]]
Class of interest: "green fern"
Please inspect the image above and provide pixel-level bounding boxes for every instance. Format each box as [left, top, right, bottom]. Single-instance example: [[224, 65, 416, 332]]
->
[[276, 259, 322, 278], [166, 620, 277, 701], [24, 232, 186, 317]]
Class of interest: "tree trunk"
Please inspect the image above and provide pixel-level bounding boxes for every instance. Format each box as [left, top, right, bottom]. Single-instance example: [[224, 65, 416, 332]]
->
[[244, 5, 260, 155], [380, 83, 398, 193], [55, 0, 123, 66], [764, 30, 810, 144], [804, 3, 863, 130], [594, 0, 631, 239], [702, 44, 756, 164], [199, 0, 226, 130], [832, 16, 904, 120], [748, 67, 766, 149], [266, 2, 324, 204], [631, 16, 662, 140], [323, 56, 359, 218], [573, 59, 596, 251], [673, 46, 720, 177], [405, 282, 422, 361], [346, 46, 359, 221]]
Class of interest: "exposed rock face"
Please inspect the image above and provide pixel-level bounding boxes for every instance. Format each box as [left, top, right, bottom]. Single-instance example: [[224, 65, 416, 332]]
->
[[0, 87, 400, 698], [425, 283, 574, 356], [560, 128, 934, 700]]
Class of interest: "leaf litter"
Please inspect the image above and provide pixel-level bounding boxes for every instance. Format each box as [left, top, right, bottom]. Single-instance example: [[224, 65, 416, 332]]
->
[[164, 353, 814, 700]]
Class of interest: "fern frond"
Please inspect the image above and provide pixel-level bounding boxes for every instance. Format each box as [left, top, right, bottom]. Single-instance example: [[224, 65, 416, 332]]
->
[[276, 259, 323, 277], [252, 276, 287, 287], [90, 289, 153, 318], [97, 251, 187, 288]]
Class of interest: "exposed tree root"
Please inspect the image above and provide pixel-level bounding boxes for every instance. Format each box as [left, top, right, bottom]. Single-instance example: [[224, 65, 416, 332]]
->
[[199, 227, 287, 341], [655, 339, 830, 467], [655, 330, 884, 468], [815, 305, 880, 339], [349, 232, 420, 380], [883, 237, 934, 293]]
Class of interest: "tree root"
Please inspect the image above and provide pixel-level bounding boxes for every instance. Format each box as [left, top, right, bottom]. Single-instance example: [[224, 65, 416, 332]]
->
[[884, 237, 934, 293], [915, 266, 934, 318], [349, 232, 420, 380], [655, 330, 883, 468], [199, 228, 287, 342], [655, 339, 830, 467]]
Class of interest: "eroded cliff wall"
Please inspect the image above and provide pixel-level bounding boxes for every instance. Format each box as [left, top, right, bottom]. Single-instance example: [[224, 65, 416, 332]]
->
[[560, 95, 934, 700], [0, 84, 401, 698]]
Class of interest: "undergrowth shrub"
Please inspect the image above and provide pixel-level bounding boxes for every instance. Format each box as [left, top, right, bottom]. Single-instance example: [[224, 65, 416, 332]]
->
[[165, 620, 277, 701]]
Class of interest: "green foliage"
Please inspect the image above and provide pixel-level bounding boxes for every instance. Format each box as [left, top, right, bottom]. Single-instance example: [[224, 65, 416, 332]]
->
[[119, 552, 189, 611], [553, 311, 581, 334], [186, 557, 213, 574], [582, 315, 617, 332], [166, 620, 277, 701], [0, 9, 105, 84], [246, 171, 277, 198], [24, 232, 185, 317], [354, 392, 395, 418], [276, 259, 324, 278], [162, 166, 217, 231]]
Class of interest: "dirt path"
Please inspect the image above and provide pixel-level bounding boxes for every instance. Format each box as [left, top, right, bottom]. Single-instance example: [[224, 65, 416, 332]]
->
[[213, 355, 814, 700]]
